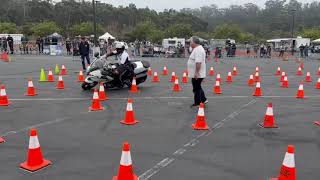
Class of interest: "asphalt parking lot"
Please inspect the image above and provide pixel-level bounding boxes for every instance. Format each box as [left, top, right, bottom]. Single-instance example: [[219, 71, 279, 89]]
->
[[0, 55, 319, 180]]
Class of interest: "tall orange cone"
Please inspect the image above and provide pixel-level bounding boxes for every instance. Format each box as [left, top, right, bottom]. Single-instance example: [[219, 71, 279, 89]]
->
[[47, 68, 54, 82], [112, 142, 138, 180], [213, 80, 222, 94], [254, 72, 261, 82], [280, 72, 286, 82], [182, 72, 188, 83], [120, 99, 139, 125], [61, 64, 67, 75], [315, 78, 320, 89], [172, 77, 181, 92], [56, 75, 65, 90], [192, 103, 209, 130], [253, 82, 262, 96], [216, 73, 221, 84], [209, 67, 214, 76], [270, 145, 296, 180], [130, 77, 139, 93], [232, 66, 237, 76], [1, 52, 9, 62], [162, 66, 168, 76], [25, 79, 37, 96], [281, 76, 289, 88], [99, 82, 108, 100], [170, 72, 176, 82], [226, 72, 233, 83], [248, 74, 255, 86], [275, 66, 281, 76], [78, 70, 85, 82], [147, 67, 152, 76], [259, 103, 278, 128], [89, 89, 104, 111], [305, 72, 312, 82], [0, 85, 10, 106], [20, 129, 52, 172], [152, 72, 160, 83], [296, 66, 303, 76], [296, 83, 304, 99]]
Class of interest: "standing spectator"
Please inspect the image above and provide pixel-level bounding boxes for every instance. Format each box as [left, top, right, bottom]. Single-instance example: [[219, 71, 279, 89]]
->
[[231, 43, 236, 57], [187, 36, 208, 107], [299, 44, 305, 58], [36, 37, 42, 54], [253, 44, 259, 58], [7, 35, 14, 54], [304, 44, 309, 58], [267, 44, 272, 58], [2, 37, 7, 52], [66, 38, 72, 55], [21, 36, 29, 54], [79, 37, 91, 71], [279, 44, 285, 57], [246, 43, 251, 57]]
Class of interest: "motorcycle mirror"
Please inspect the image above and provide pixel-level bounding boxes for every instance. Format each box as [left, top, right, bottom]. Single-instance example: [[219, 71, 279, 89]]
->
[[94, 52, 100, 58]]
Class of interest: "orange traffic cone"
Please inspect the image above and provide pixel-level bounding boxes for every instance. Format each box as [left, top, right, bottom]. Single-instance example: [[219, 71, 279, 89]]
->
[[232, 66, 237, 76], [20, 129, 52, 172], [255, 66, 259, 72], [112, 142, 138, 180], [280, 72, 286, 82], [0, 136, 4, 143], [61, 64, 67, 75], [259, 103, 278, 128], [99, 82, 108, 100], [152, 72, 160, 83], [173, 77, 181, 92], [209, 67, 215, 76], [192, 103, 209, 130], [78, 70, 85, 82], [315, 121, 320, 126], [254, 72, 261, 82], [0, 85, 9, 106], [315, 78, 320, 89], [213, 80, 222, 94], [47, 68, 54, 82], [1, 52, 9, 62], [121, 99, 139, 125], [275, 66, 281, 76], [269, 145, 296, 180], [248, 74, 255, 86], [226, 72, 233, 83], [305, 72, 312, 82], [296, 66, 303, 76], [216, 73, 221, 84], [182, 72, 188, 83], [300, 62, 304, 69], [162, 66, 168, 76], [317, 67, 320, 76], [147, 67, 152, 76], [281, 76, 289, 88], [25, 79, 37, 96], [130, 77, 139, 93], [56, 75, 65, 90], [253, 82, 262, 96], [296, 83, 304, 99], [89, 89, 104, 111], [170, 72, 176, 82]]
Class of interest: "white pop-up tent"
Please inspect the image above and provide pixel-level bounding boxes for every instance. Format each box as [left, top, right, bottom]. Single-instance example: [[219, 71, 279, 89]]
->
[[99, 32, 115, 40], [312, 38, 320, 43]]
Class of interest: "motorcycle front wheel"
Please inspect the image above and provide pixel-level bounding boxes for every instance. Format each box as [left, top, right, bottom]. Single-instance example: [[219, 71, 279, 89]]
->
[[81, 82, 98, 90]]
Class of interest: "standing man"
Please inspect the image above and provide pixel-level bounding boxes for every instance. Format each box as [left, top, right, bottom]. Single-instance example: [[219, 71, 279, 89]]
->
[[7, 35, 14, 54], [188, 36, 208, 107], [79, 37, 91, 71]]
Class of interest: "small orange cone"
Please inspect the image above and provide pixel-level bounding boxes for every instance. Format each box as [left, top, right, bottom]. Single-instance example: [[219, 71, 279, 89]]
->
[[209, 67, 214, 76], [112, 142, 138, 180], [226, 72, 233, 83], [275, 66, 281, 76], [130, 77, 139, 93], [281, 76, 289, 88], [296, 66, 303, 76], [315, 78, 320, 89], [296, 83, 304, 99], [269, 145, 296, 180], [255, 66, 259, 72], [253, 82, 262, 96], [0, 85, 10, 106], [99, 82, 108, 100], [1, 52, 9, 62], [305, 72, 312, 82], [47, 68, 55, 82], [89, 89, 104, 111], [248, 74, 255, 86], [192, 103, 209, 130], [78, 70, 85, 82], [254, 72, 261, 82], [61, 64, 67, 75], [317, 67, 320, 76], [25, 79, 37, 96], [152, 72, 160, 83], [314, 121, 320, 126], [172, 77, 181, 92], [216, 73, 221, 84], [20, 129, 52, 172], [259, 103, 278, 128], [0, 137, 4, 143], [162, 66, 168, 76], [120, 99, 139, 125], [213, 80, 222, 94], [232, 66, 237, 76], [56, 75, 65, 90], [147, 67, 152, 76], [280, 72, 286, 82], [182, 72, 188, 83], [170, 72, 176, 82]]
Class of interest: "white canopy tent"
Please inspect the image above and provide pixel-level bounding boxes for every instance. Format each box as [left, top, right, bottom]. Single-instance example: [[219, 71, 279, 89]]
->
[[99, 32, 115, 41], [312, 38, 320, 43]]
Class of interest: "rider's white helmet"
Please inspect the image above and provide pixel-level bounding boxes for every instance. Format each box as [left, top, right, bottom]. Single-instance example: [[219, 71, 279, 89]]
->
[[115, 42, 125, 49]]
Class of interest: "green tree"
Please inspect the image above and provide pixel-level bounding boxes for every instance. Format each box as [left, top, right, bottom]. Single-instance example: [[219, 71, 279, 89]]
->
[[165, 24, 193, 38], [301, 27, 320, 40], [130, 21, 156, 41], [213, 24, 242, 40], [70, 22, 104, 36], [31, 21, 62, 37], [0, 22, 18, 33]]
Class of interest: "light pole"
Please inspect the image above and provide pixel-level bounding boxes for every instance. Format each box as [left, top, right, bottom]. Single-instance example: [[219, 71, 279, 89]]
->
[[290, 9, 297, 55], [92, 0, 100, 47]]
